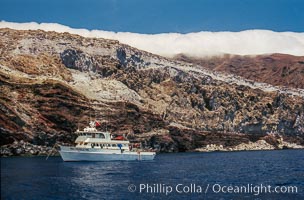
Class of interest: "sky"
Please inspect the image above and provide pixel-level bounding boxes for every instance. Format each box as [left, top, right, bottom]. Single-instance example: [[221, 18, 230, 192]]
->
[[0, 0, 304, 57], [0, 0, 303, 33]]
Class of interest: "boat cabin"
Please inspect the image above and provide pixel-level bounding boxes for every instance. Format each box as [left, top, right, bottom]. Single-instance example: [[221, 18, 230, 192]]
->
[[74, 126, 129, 150]]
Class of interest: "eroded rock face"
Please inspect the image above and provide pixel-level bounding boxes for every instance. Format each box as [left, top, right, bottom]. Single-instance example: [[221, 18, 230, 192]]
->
[[174, 53, 304, 89], [60, 49, 96, 72], [0, 28, 304, 156]]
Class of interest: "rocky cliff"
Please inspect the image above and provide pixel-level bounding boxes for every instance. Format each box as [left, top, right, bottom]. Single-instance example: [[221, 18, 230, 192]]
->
[[174, 53, 304, 89], [1, 28, 304, 156]]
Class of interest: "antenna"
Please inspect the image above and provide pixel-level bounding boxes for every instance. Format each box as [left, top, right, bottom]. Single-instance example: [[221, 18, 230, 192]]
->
[[89, 99, 93, 123], [106, 108, 108, 132], [95, 108, 97, 121]]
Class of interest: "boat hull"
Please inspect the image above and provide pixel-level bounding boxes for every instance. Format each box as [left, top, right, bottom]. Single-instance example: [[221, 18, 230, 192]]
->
[[59, 146, 156, 161]]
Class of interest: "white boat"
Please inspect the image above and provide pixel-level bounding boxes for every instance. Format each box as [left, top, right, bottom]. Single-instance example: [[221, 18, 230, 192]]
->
[[59, 121, 156, 161]]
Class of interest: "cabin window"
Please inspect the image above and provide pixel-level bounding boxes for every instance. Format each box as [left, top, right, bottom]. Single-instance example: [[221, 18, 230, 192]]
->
[[84, 143, 88, 145], [98, 133, 105, 139], [85, 133, 92, 137], [96, 143, 99, 146], [112, 144, 116, 147]]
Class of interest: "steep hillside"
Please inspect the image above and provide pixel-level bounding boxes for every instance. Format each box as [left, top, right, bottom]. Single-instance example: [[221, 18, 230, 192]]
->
[[1, 28, 304, 156], [174, 54, 304, 89]]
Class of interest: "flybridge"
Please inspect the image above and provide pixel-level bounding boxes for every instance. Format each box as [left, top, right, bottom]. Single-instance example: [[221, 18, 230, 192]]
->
[[75, 120, 127, 141]]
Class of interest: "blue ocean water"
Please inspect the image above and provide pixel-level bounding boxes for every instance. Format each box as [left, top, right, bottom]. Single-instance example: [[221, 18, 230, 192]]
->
[[1, 150, 304, 200]]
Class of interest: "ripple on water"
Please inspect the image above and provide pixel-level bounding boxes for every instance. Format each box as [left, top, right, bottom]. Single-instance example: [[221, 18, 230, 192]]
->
[[1, 150, 304, 200]]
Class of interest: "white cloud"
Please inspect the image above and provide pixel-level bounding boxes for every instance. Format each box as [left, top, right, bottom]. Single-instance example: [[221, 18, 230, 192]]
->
[[1, 21, 304, 57]]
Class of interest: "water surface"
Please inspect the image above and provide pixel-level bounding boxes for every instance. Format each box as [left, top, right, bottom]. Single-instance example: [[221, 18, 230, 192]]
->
[[1, 150, 304, 199]]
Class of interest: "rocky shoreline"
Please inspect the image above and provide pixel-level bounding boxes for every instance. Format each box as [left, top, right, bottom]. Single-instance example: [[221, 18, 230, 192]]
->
[[0, 140, 59, 157], [195, 139, 304, 152], [1, 139, 303, 157]]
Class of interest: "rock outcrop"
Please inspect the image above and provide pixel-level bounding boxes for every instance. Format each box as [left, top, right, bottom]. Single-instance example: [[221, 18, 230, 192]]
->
[[0, 140, 56, 156], [195, 137, 304, 152], [1, 28, 304, 156], [174, 53, 304, 89]]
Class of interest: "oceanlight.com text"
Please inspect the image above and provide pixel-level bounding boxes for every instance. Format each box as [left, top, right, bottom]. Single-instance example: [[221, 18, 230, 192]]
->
[[211, 183, 298, 196], [128, 183, 299, 196]]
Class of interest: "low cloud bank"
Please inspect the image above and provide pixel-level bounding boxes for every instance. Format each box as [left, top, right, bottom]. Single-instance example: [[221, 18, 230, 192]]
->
[[1, 21, 304, 57]]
